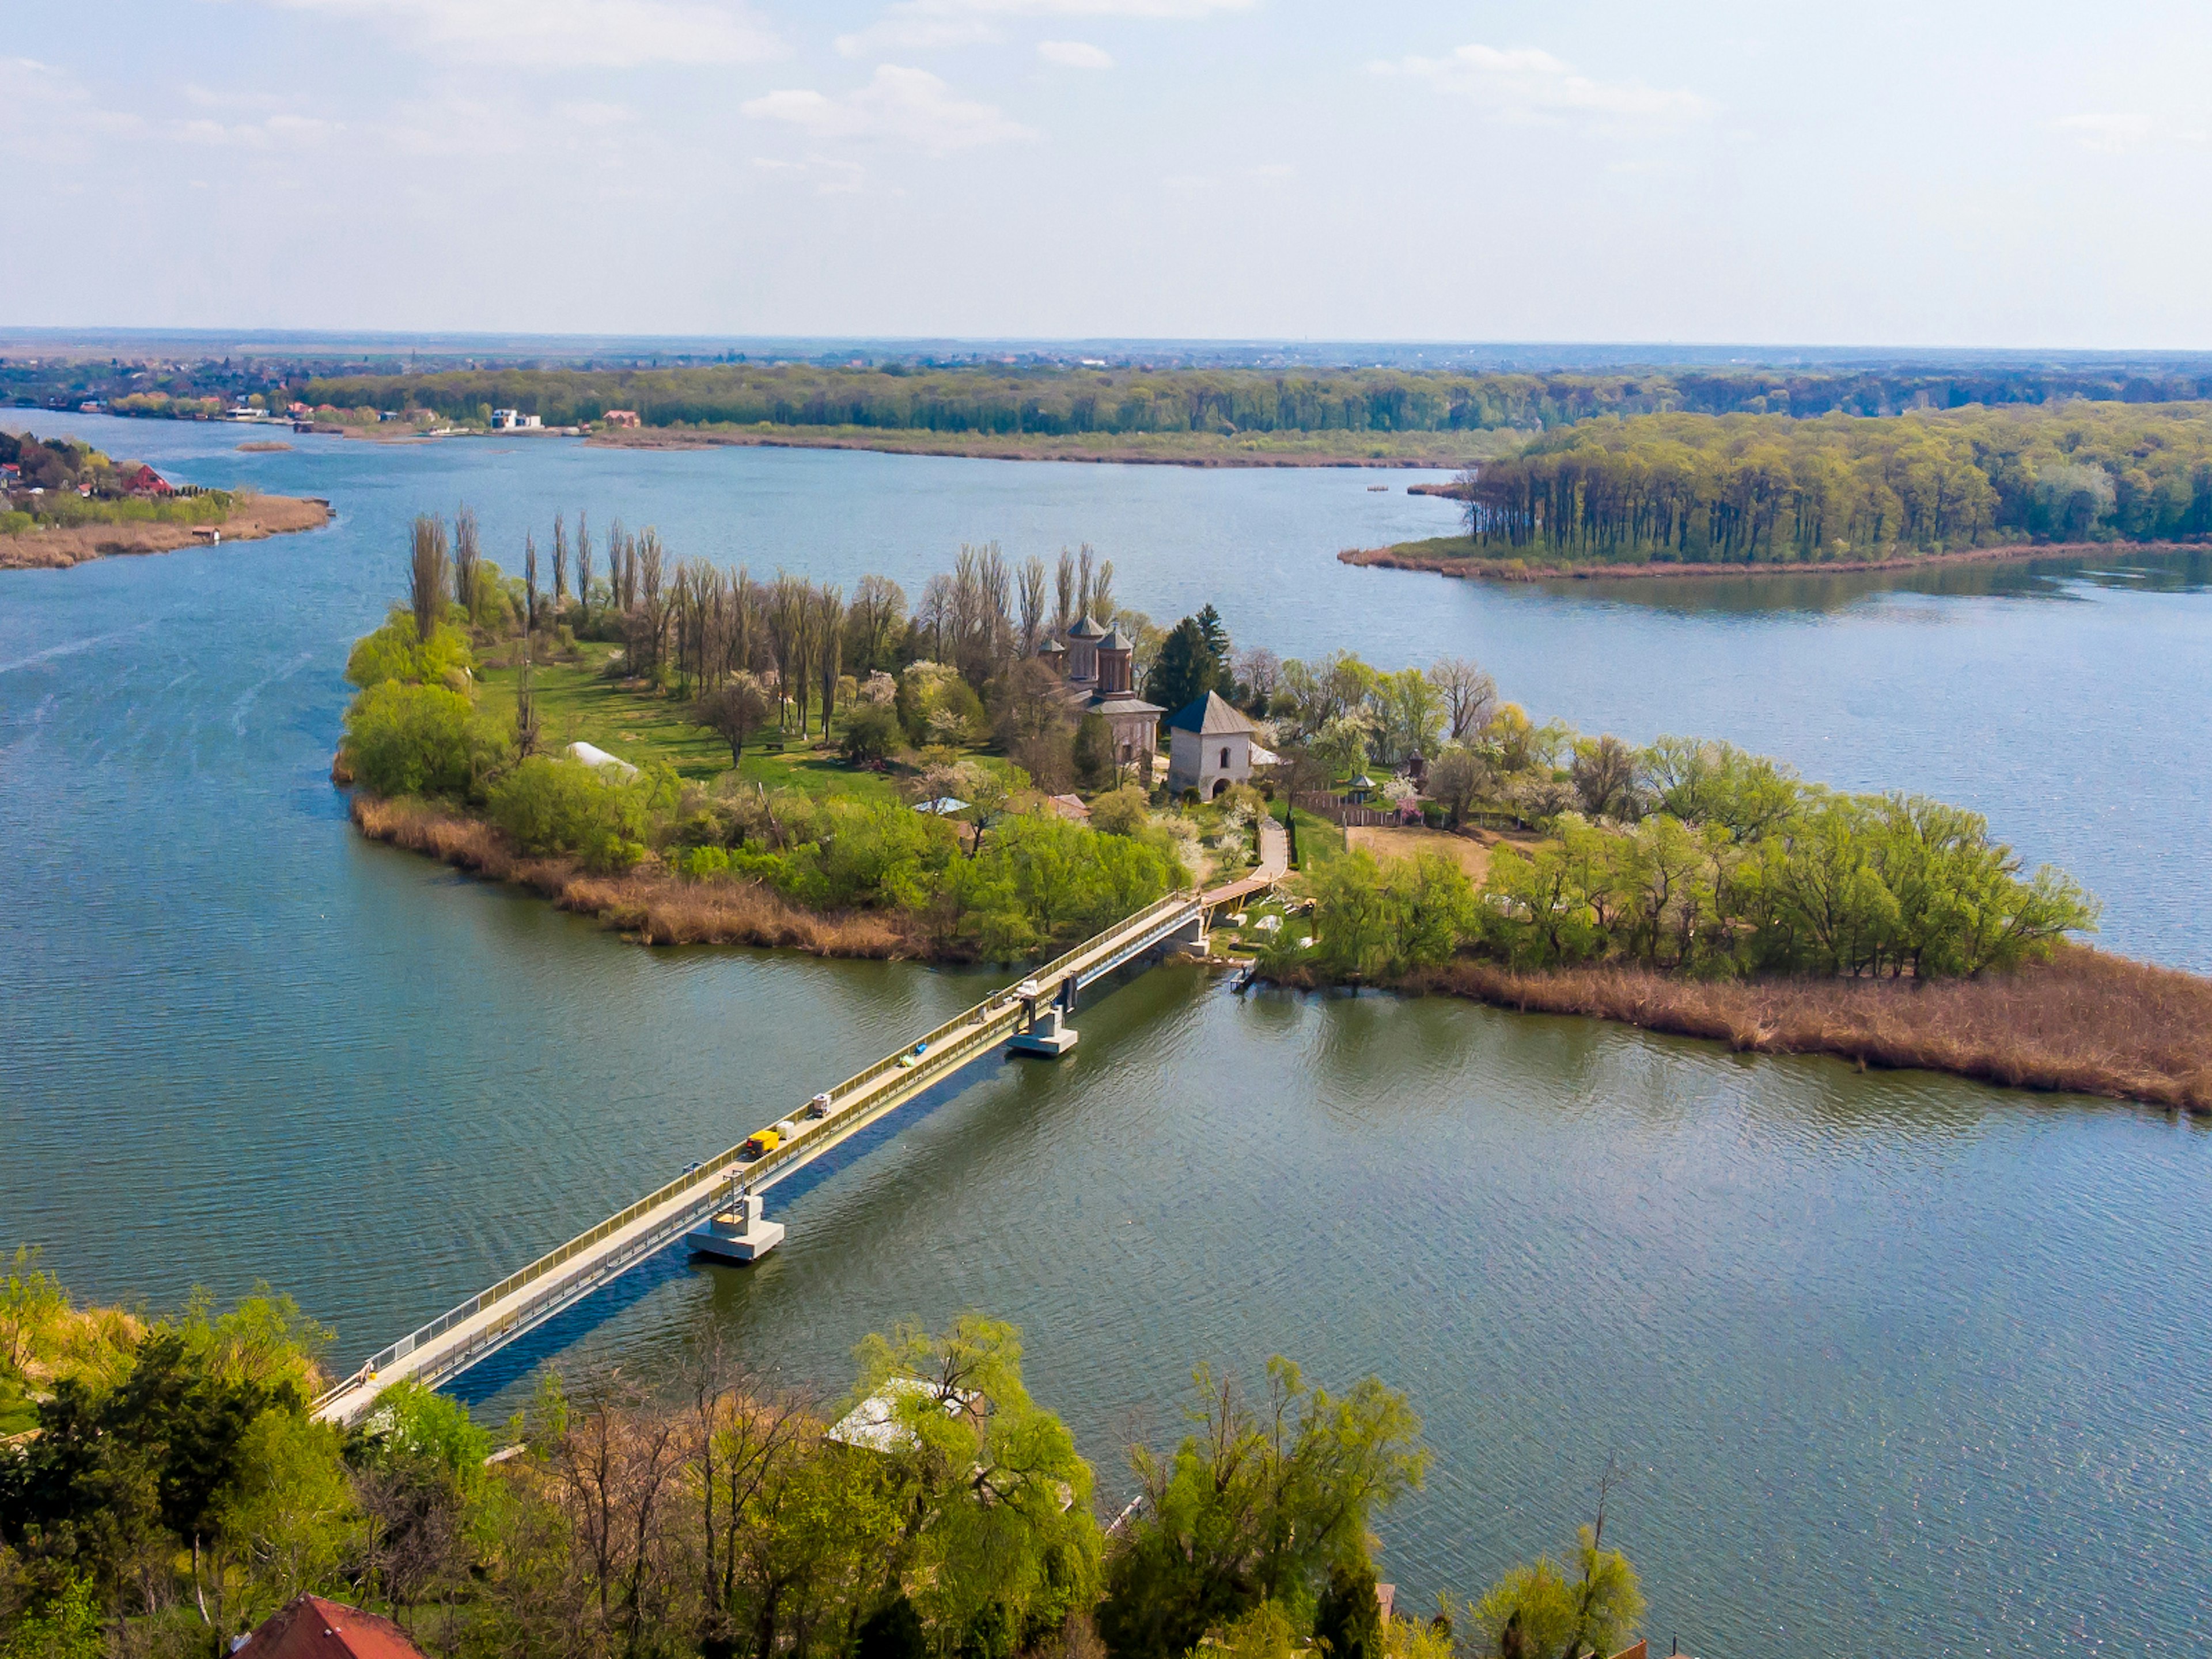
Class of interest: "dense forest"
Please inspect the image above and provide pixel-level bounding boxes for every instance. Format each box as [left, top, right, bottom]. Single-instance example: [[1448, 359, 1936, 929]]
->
[[1452, 402, 2212, 562], [276, 363, 2212, 441]]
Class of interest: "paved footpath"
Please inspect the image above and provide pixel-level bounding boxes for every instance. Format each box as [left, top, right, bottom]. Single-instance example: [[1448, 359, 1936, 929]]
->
[[1202, 815, 1291, 908]]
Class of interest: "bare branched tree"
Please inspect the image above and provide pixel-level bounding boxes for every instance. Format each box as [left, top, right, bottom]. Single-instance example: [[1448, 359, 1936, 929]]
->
[[1054, 547, 1076, 632], [1017, 555, 1048, 656], [1429, 656, 1499, 741], [524, 532, 539, 636], [812, 582, 844, 736], [576, 510, 595, 630], [408, 516, 449, 643], [847, 573, 907, 676], [451, 505, 480, 620]]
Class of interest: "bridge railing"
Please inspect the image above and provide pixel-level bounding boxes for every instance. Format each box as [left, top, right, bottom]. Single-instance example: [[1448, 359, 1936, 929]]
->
[[320, 890, 1200, 1409]]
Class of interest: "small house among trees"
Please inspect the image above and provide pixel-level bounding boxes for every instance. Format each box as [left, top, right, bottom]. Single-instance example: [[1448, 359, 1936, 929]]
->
[[123, 464, 172, 496], [1165, 691, 1260, 798], [234, 1596, 428, 1659]]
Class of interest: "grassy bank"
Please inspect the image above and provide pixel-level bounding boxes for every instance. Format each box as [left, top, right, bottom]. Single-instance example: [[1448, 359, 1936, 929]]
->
[[1339, 534, 2204, 582], [584, 423, 1521, 469], [1396, 946, 2212, 1112], [353, 793, 920, 954]]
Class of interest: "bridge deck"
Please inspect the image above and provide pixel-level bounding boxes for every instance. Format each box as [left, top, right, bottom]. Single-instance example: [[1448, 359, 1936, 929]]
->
[[311, 890, 1205, 1424]]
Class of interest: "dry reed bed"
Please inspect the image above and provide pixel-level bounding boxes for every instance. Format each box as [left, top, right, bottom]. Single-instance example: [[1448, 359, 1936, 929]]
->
[[351, 796, 915, 958], [1407, 946, 2212, 1112], [357, 797, 2210, 1109], [1339, 537, 2204, 583], [0, 494, 331, 570]]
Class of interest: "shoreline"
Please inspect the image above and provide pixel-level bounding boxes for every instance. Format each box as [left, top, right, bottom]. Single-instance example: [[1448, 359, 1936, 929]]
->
[[351, 794, 932, 958], [358, 795, 2206, 1113], [1340, 535, 2209, 582], [581, 424, 1513, 470], [0, 493, 331, 571], [1392, 949, 2212, 1112]]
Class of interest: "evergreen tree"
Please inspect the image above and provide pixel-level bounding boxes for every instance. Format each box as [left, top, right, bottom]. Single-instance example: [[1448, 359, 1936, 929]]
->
[[1195, 604, 1230, 680], [1145, 618, 1218, 715], [1074, 713, 1116, 792]]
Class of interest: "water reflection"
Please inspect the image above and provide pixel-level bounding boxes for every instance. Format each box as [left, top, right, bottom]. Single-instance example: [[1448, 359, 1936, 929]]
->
[[1525, 543, 2212, 616]]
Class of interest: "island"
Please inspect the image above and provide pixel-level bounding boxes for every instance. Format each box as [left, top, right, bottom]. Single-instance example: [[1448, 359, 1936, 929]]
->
[[333, 504, 2207, 1113], [1348, 401, 2212, 578]]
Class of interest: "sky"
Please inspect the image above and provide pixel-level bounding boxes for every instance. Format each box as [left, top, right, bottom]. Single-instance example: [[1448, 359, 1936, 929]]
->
[[5, 0, 2211, 347]]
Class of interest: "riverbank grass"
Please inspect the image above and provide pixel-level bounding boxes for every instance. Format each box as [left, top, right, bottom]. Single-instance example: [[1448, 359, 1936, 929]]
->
[[475, 648, 904, 800]]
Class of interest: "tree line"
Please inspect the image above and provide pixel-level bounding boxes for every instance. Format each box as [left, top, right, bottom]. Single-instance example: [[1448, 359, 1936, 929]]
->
[[1280, 722, 2096, 984], [1, 1257, 1646, 1659], [263, 362, 2212, 442], [1454, 403, 2212, 562]]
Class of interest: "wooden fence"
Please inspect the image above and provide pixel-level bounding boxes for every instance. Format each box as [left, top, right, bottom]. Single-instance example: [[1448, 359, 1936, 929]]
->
[[1293, 791, 1397, 828]]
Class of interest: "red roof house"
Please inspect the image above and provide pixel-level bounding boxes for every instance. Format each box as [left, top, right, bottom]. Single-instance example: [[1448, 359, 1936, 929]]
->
[[124, 464, 173, 497], [233, 1596, 428, 1659]]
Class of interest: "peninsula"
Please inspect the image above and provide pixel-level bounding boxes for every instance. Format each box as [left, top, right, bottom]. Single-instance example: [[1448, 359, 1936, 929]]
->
[[336, 503, 2210, 1112], [0, 429, 328, 570]]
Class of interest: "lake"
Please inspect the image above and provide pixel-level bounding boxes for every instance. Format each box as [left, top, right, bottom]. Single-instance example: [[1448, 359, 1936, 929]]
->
[[3, 413, 2208, 1654]]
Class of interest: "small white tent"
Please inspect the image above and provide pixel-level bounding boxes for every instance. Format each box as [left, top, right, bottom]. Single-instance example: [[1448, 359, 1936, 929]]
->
[[565, 741, 638, 779]]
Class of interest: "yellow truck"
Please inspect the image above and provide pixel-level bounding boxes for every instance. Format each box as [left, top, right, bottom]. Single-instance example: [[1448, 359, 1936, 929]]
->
[[741, 1127, 781, 1159]]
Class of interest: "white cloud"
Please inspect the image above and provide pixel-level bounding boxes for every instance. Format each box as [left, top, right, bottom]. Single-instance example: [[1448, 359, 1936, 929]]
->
[[242, 0, 781, 70], [742, 65, 1033, 153], [1038, 40, 1113, 69], [558, 99, 639, 127], [2050, 112, 2204, 156], [1375, 43, 1709, 126], [945, 0, 1248, 12], [752, 154, 867, 194], [836, 17, 1001, 56], [0, 57, 145, 159], [176, 112, 340, 146], [838, 0, 1245, 53]]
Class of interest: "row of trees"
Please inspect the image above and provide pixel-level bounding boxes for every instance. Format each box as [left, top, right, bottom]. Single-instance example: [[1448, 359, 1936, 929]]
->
[[1293, 730, 2096, 983], [289, 362, 2212, 441], [1456, 403, 2212, 562], [1, 1260, 1644, 1659]]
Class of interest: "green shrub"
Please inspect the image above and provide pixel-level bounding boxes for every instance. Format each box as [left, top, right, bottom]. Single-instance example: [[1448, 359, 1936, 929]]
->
[[946, 814, 1180, 958], [487, 756, 656, 872], [344, 608, 475, 691], [1307, 851, 1478, 980], [677, 845, 732, 881], [342, 681, 484, 798], [840, 700, 904, 768]]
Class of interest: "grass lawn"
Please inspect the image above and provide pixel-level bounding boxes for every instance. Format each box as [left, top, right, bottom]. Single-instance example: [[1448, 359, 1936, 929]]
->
[[476, 650, 910, 805], [1283, 806, 1345, 872]]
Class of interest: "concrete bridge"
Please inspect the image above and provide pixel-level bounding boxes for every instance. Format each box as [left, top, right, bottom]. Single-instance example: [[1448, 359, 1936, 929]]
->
[[310, 854, 1281, 1426]]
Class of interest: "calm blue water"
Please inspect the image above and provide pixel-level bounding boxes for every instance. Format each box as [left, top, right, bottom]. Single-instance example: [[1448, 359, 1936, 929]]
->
[[3, 414, 2209, 1655]]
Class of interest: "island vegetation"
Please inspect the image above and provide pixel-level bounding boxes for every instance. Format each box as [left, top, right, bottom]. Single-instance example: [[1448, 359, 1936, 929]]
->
[[334, 502, 2210, 1109], [336, 513, 1291, 961], [0, 430, 328, 571], [0, 1257, 1644, 1659], [1350, 402, 2212, 577]]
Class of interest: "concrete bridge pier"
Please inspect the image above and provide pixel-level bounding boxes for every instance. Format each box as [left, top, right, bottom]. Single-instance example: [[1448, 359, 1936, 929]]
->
[[1165, 911, 1209, 953], [1010, 975, 1080, 1057], [687, 1191, 785, 1263]]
